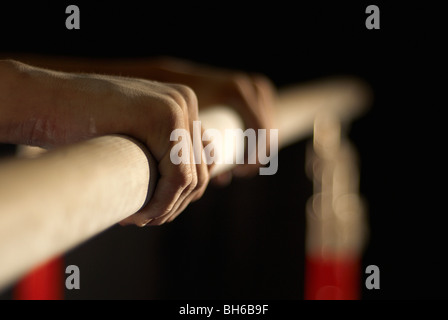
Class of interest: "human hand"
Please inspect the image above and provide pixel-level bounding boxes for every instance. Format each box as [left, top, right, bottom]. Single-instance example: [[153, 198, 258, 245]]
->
[[140, 58, 278, 184]]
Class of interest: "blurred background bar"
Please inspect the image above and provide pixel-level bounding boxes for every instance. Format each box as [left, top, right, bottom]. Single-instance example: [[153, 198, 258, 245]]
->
[[305, 113, 367, 299]]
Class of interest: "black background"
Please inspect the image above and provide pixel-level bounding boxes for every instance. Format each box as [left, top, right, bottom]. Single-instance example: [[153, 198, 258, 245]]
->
[[0, 1, 445, 300]]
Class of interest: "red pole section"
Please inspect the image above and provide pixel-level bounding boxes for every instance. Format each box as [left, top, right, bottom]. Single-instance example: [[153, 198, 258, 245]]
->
[[305, 254, 360, 300], [14, 256, 63, 300]]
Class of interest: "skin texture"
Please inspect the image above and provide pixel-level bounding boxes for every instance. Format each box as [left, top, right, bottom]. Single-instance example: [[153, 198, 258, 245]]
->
[[0, 57, 276, 226]]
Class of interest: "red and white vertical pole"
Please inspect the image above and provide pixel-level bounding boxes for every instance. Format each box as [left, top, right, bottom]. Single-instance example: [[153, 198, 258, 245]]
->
[[304, 114, 368, 300]]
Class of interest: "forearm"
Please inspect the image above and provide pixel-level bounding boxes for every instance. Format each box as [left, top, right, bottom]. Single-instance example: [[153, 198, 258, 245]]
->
[[0, 59, 49, 145], [0, 59, 104, 147], [0, 54, 220, 106], [0, 53, 198, 81]]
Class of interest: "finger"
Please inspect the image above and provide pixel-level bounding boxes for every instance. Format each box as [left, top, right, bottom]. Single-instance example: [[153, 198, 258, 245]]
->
[[174, 84, 210, 204], [230, 74, 261, 131], [160, 142, 210, 225], [161, 150, 212, 225], [228, 77, 263, 177], [127, 153, 192, 226], [147, 137, 198, 226], [150, 117, 197, 224], [148, 84, 208, 225], [154, 112, 210, 223], [163, 163, 209, 224], [185, 91, 210, 203], [231, 75, 277, 177]]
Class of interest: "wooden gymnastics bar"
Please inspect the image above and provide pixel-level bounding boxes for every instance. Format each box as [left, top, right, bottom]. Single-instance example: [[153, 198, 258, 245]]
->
[[0, 77, 370, 290]]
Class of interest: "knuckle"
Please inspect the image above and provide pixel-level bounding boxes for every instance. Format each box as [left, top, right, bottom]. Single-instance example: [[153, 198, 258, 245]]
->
[[252, 73, 276, 92], [166, 89, 186, 110], [171, 165, 193, 189], [189, 170, 198, 191], [170, 84, 198, 111], [226, 73, 254, 98], [158, 96, 185, 128], [173, 84, 197, 102], [230, 72, 251, 86]]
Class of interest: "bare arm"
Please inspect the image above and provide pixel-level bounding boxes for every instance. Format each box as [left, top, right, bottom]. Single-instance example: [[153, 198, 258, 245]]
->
[[1, 54, 276, 178]]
